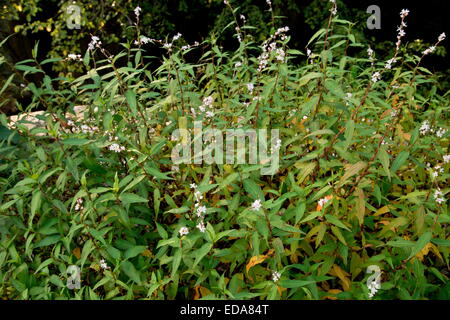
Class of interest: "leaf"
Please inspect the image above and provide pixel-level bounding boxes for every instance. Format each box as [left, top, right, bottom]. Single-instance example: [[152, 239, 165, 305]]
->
[[279, 279, 316, 288], [119, 193, 148, 205], [62, 138, 91, 146], [35, 235, 60, 248], [298, 72, 323, 87], [391, 151, 409, 173], [325, 214, 350, 231], [192, 243, 213, 268], [336, 161, 367, 187], [243, 179, 264, 200], [145, 166, 174, 180], [214, 172, 239, 193], [245, 249, 274, 273], [355, 188, 365, 225], [31, 190, 42, 216], [330, 264, 351, 291], [121, 261, 141, 284], [408, 231, 432, 260], [125, 89, 137, 113], [124, 246, 147, 259], [378, 147, 391, 180], [171, 248, 182, 277]]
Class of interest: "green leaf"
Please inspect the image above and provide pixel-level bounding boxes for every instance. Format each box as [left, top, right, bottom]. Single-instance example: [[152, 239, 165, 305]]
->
[[279, 279, 316, 288], [125, 89, 137, 113], [391, 151, 409, 173], [192, 243, 213, 268], [124, 246, 147, 259], [35, 235, 60, 248], [31, 190, 42, 216], [121, 261, 141, 284], [243, 179, 264, 200], [214, 172, 239, 193], [408, 232, 432, 260], [378, 147, 391, 181], [119, 193, 148, 205], [325, 214, 351, 231]]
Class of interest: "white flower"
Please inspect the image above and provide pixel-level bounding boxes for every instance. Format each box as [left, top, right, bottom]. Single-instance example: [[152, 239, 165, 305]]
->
[[443, 154, 450, 163], [196, 220, 206, 233], [163, 43, 172, 50], [434, 189, 445, 204], [306, 49, 312, 57], [179, 227, 189, 236], [109, 143, 125, 153], [438, 32, 446, 42], [422, 46, 436, 55], [74, 198, 84, 211], [196, 205, 207, 217], [205, 111, 214, 118], [235, 61, 242, 68], [134, 6, 141, 18], [385, 58, 396, 70], [251, 199, 262, 211], [88, 36, 101, 51], [272, 271, 281, 282], [400, 9, 409, 18], [194, 190, 203, 201], [419, 120, 431, 135], [371, 72, 381, 83], [99, 259, 110, 270], [247, 83, 254, 93], [367, 279, 380, 298], [190, 183, 197, 189], [67, 53, 82, 61], [173, 33, 182, 41], [436, 128, 447, 138], [271, 139, 282, 153]]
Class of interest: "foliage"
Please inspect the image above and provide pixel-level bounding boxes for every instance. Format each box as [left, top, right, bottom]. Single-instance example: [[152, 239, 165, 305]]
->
[[0, 2, 449, 300]]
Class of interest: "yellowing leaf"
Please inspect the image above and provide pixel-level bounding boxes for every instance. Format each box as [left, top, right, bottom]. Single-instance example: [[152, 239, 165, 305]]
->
[[72, 247, 81, 259], [330, 264, 351, 291], [245, 249, 274, 273], [374, 205, 390, 216]]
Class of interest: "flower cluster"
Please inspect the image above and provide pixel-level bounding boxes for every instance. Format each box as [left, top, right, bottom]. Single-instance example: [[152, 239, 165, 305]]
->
[[74, 198, 84, 211], [67, 53, 82, 61], [197, 95, 215, 118], [384, 57, 396, 70], [179, 226, 189, 237], [419, 120, 431, 135], [270, 138, 282, 153], [272, 271, 281, 282], [368, 278, 381, 298], [443, 154, 450, 164], [181, 41, 200, 52], [109, 143, 125, 153], [99, 259, 110, 270], [423, 33, 446, 56], [251, 199, 262, 211], [134, 35, 153, 45], [371, 71, 381, 83], [329, 0, 337, 16], [88, 36, 102, 51], [257, 27, 289, 72], [134, 6, 141, 19], [434, 189, 445, 204], [191, 183, 207, 233], [396, 9, 409, 50]]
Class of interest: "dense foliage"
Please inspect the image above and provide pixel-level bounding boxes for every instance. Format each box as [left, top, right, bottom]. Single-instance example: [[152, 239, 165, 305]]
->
[[0, 2, 449, 300]]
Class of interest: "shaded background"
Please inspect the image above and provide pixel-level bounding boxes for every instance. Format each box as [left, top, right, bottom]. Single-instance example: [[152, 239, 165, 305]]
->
[[0, 0, 448, 115]]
